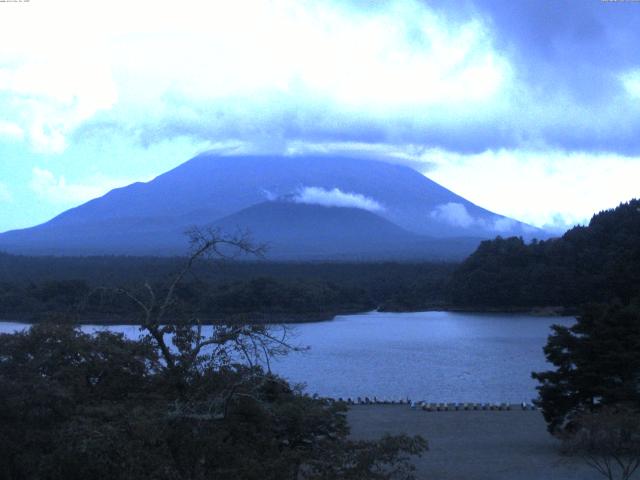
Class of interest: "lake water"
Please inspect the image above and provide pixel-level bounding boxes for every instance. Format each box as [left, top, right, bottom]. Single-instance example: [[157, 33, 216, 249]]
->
[[0, 311, 574, 403]]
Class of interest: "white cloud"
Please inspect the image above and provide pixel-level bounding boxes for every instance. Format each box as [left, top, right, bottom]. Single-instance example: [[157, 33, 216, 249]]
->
[[540, 214, 578, 236], [423, 148, 640, 229], [429, 202, 519, 232], [0, 121, 24, 141], [492, 217, 518, 233], [430, 202, 476, 228], [261, 189, 278, 201], [30, 167, 135, 204], [104, 0, 506, 108], [292, 186, 384, 212], [0, 47, 117, 153], [622, 69, 640, 99], [0, 0, 508, 153]]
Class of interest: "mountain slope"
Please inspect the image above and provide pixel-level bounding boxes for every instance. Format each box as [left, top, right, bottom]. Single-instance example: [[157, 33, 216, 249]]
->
[[212, 201, 481, 260], [0, 153, 541, 258]]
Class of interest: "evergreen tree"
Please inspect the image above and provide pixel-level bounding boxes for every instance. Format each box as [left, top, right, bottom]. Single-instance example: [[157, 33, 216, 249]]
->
[[532, 302, 640, 433], [449, 199, 640, 309]]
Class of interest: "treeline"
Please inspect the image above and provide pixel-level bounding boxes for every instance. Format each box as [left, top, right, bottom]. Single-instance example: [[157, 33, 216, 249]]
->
[[8, 199, 637, 320], [448, 199, 640, 309], [0, 278, 372, 323], [0, 257, 456, 323]]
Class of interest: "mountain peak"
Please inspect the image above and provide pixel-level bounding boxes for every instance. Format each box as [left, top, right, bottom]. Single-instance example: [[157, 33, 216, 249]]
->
[[0, 153, 542, 258]]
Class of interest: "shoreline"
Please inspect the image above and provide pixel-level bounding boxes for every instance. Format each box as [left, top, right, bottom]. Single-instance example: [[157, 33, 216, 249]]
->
[[0, 310, 343, 326], [1, 305, 576, 326], [379, 304, 576, 316]]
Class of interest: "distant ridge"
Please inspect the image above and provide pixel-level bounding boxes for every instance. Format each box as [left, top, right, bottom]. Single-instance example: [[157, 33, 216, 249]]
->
[[212, 201, 483, 260]]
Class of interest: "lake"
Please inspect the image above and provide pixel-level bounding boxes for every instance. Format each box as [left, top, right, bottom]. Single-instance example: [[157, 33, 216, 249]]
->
[[0, 311, 574, 403]]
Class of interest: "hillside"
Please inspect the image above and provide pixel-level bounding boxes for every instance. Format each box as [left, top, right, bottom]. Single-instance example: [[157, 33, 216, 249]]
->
[[212, 201, 482, 260], [448, 199, 640, 308]]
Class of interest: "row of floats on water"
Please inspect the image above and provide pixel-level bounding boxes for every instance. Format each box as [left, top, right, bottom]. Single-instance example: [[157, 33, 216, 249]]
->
[[331, 397, 537, 411]]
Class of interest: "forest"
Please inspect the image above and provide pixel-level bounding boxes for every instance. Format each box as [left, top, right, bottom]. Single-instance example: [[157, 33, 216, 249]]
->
[[448, 199, 640, 309], [0, 254, 455, 323], [2, 199, 639, 322]]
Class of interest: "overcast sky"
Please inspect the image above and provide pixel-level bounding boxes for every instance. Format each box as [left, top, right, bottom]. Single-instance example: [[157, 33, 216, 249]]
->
[[0, 0, 639, 233]]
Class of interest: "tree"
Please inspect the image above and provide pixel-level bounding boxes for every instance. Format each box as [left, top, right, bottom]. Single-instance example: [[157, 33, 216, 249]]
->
[[561, 406, 640, 480], [0, 227, 427, 479], [112, 227, 296, 384], [448, 199, 640, 309], [532, 302, 640, 433]]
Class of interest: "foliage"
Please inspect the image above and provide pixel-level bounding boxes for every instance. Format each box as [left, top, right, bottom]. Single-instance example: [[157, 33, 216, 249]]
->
[[0, 323, 426, 479], [0, 256, 455, 322], [532, 302, 640, 433], [448, 199, 640, 308], [561, 406, 640, 480]]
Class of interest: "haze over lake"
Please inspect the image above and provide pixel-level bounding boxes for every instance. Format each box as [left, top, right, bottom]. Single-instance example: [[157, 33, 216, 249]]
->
[[0, 311, 573, 403]]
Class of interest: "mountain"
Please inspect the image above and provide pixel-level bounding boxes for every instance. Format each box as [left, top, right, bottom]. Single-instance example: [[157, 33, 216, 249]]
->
[[0, 153, 542, 258], [212, 201, 483, 260]]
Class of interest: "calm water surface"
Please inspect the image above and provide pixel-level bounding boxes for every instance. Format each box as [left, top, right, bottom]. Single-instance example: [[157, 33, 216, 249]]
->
[[0, 311, 574, 403]]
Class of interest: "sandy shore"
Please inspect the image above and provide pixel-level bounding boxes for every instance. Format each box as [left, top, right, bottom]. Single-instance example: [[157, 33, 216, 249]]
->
[[347, 405, 603, 480]]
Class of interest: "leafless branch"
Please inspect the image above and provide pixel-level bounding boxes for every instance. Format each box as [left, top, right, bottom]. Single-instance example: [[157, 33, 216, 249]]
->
[[108, 228, 302, 377]]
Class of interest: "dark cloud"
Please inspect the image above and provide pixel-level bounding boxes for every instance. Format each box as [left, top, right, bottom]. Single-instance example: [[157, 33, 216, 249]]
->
[[456, 0, 640, 97], [73, 1, 640, 156], [472, 0, 640, 99], [429, 0, 640, 67], [415, 0, 640, 153]]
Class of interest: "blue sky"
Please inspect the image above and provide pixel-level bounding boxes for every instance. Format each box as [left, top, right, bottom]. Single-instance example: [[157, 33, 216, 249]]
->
[[0, 0, 639, 233]]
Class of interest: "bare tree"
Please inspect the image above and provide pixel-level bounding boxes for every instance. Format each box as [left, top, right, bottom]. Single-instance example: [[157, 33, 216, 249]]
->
[[561, 406, 640, 480], [116, 227, 297, 376]]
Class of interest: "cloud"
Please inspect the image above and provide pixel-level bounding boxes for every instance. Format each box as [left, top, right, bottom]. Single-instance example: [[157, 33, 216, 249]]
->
[[1, 0, 639, 156], [430, 203, 476, 228], [447, 0, 640, 94], [492, 217, 519, 233], [30, 167, 135, 204], [0, 54, 117, 153], [429, 202, 519, 233], [540, 214, 580, 236], [423, 148, 640, 230], [0, 0, 511, 154], [0, 121, 24, 141], [292, 186, 384, 212], [622, 69, 640, 99]]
